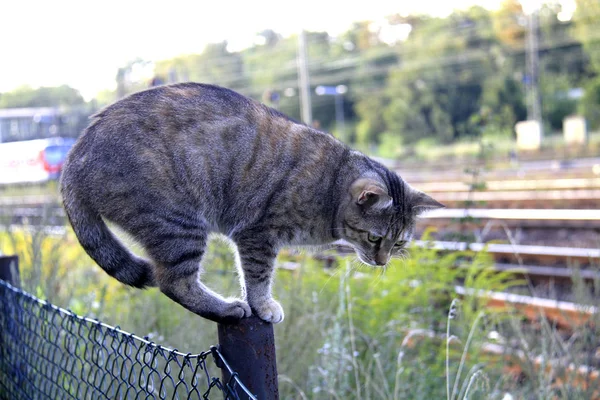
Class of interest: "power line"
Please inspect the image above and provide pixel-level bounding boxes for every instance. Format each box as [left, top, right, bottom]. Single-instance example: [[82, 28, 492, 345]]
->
[[144, 12, 595, 89], [109, 14, 600, 118]]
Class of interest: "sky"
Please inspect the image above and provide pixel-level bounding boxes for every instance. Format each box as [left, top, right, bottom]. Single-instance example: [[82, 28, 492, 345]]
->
[[1, 0, 508, 100]]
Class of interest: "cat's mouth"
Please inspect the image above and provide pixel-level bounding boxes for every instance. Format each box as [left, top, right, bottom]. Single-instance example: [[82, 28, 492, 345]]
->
[[336, 240, 383, 267], [356, 252, 379, 267]]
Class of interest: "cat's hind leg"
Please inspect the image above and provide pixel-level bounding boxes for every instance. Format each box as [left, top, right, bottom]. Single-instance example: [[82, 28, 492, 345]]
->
[[146, 230, 251, 324]]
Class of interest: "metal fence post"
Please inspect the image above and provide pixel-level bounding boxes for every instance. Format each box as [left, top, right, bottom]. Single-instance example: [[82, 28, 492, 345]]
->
[[0, 255, 19, 287], [217, 315, 279, 399]]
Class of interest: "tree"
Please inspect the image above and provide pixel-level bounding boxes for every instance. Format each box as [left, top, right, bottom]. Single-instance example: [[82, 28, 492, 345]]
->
[[573, 0, 600, 128], [573, 0, 600, 70], [492, 0, 526, 49], [97, 3, 595, 148], [345, 20, 399, 146], [0, 85, 85, 108], [383, 8, 498, 144], [154, 42, 246, 91]]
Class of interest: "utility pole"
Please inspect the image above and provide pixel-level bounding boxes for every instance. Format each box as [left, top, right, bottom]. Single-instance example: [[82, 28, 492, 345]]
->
[[297, 30, 313, 126], [525, 8, 543, 138]]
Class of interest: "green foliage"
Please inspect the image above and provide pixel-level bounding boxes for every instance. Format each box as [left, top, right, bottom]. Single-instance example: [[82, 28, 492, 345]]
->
[[541, 74, 578, 131], [3, 226, 510, 398], [155, 42, 247, 91], [481, 73, 526, 133], [375, 132, 403, 159], [1, 0, 596, 156], [580, 75, 600, 129], [496, 268, 600, 399], [273, 241, 516, 399], [354, 94, 388, 147], [380, 9, 498, 145], [4, 225, 600, 398], [573, 0, 600, 72], [101, 0, 592, 152], [0, 85, 85, 108]]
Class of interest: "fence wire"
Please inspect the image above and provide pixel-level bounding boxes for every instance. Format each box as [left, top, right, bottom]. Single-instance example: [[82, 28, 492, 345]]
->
[[0, 279, 256, 400]]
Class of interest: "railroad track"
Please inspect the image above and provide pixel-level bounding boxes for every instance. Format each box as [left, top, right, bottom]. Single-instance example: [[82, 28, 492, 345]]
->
[[2, 204, 598, 264], [413, 177, 600, 193], [3, 205, 600, 225], [419, 208, 600, 231], [416, 240, 600, 268], [394, 156, 600, 182], [311, 240, 600, 285], [433, 189, 600, 209], [4, 216, 597, 282], [455, 286, 598, 330], [399, 165, 600, 184], [310, 240, 600, 307], [281, 255, 599, 330], [3, 202, 599, 294], [0, 194, 57, 206], [402, 328, 600, 398], [396, 159, 600, 208], [3, 171, 600, 212]]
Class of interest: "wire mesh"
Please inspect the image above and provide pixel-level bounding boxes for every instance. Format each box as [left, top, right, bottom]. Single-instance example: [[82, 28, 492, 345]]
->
[[0, 279, 256, 400]]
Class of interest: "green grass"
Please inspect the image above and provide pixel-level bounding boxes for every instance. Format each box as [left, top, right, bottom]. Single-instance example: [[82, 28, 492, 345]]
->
[[2, 225, 599, 399], [0, 227, 508, 398]]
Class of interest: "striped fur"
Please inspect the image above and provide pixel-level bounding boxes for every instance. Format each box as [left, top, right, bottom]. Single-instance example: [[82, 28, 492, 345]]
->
[[60, 83, 442, 324]]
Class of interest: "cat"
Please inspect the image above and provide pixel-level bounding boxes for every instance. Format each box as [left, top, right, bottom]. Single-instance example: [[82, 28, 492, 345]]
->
[[60, 82, 443, 324]]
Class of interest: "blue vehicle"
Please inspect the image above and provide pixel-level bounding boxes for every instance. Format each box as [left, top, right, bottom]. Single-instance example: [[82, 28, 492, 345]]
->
[[0, 137, 75, 184]]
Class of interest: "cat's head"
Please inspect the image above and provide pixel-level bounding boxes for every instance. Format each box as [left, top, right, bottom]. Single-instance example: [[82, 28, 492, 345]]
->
[[340, 174, 443, 267]]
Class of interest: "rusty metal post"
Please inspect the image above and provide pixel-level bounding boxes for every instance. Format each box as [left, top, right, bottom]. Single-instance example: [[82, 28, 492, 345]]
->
[[0, 255, 19, 287], [216, 315, 279, 399]]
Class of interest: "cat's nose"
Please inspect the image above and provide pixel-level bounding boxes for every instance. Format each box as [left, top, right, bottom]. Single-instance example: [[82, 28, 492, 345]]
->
[[375, 254, 388, 266]]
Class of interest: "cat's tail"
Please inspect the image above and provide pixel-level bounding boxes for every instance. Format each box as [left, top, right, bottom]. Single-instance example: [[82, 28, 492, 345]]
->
[[61, 190, 156, 289]]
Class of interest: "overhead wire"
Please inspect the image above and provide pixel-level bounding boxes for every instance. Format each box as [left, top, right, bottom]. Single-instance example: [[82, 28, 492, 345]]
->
[[119, 12, 600, 104]]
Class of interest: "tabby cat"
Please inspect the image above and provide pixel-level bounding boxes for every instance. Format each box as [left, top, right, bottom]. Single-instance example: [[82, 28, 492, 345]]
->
[[60, 83, 443, 324]]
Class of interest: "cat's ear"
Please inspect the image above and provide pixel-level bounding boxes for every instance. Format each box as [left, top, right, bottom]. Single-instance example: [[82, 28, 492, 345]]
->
[[410, 187, 445, 214], [351, 178, 392, 209]]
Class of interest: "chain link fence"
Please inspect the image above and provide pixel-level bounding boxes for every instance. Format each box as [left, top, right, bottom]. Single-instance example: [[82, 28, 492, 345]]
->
[[0, 279, 256, 399]]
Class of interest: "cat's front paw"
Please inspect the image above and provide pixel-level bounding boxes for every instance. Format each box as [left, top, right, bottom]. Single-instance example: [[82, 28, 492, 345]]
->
[[218, 298, 252, 324], [252, 298, 284, 324]]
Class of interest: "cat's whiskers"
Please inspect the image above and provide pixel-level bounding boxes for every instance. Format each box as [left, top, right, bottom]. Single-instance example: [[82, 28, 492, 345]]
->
[[399, 248, 410, 260], [319, 262, 344, 295], [370, 263, 388, 289], [349, 257, 364, 275], [317, 251, 367, 295]]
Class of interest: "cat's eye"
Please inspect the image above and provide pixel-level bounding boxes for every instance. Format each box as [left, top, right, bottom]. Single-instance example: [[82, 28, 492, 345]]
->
[[367, 233, 381, 243], [394, 240, 407, 248]]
